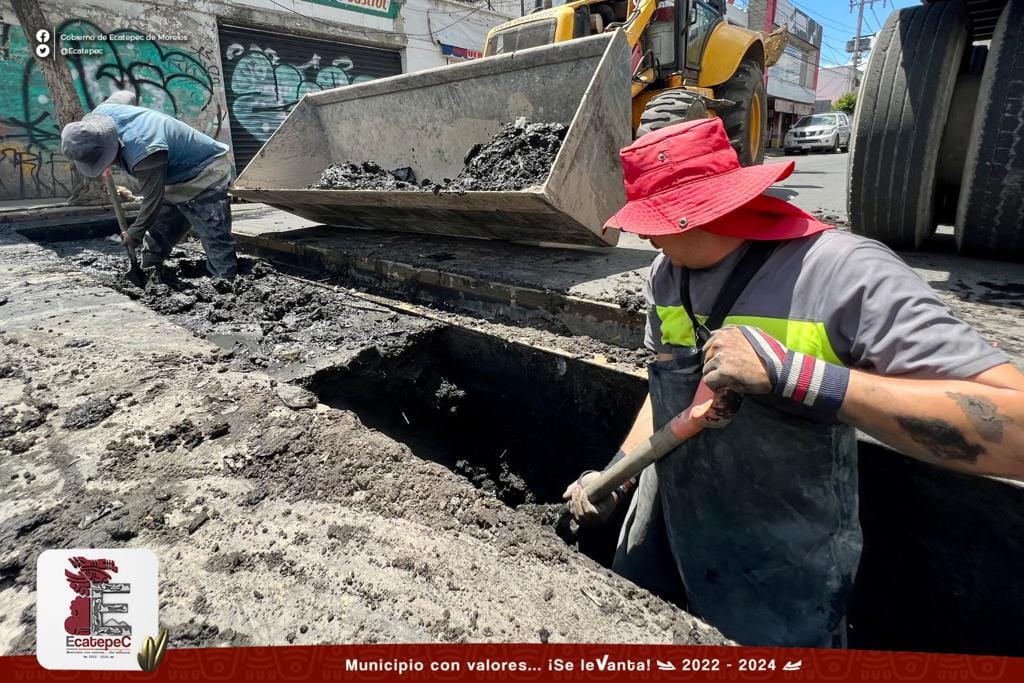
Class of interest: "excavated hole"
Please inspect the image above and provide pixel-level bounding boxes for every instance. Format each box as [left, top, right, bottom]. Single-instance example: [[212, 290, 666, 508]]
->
[[24, 232, 1024, 653], [310, 325, 647, 566], [26, 233, 648, 566]]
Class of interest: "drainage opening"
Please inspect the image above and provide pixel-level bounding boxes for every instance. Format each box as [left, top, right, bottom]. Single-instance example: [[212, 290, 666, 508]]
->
[[309, 325, 648, 565]]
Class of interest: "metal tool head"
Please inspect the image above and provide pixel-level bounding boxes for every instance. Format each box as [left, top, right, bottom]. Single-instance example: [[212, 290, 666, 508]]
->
[[125, 264, 147, 288], [123, 247, 147, 288]]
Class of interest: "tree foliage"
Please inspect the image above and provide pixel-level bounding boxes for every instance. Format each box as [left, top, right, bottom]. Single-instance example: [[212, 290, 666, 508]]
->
[[833, 92, 857, 115]]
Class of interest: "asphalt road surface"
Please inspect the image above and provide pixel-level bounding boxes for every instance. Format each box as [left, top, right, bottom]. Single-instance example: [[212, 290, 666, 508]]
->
[[765, 150, 849, 220]]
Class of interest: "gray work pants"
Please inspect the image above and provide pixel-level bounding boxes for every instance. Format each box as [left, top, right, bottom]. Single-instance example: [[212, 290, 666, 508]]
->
[[141, 180, 238, 279]]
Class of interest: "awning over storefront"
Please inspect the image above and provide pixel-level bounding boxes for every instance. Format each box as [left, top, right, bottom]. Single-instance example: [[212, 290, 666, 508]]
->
[[771, 97, 813, 116]]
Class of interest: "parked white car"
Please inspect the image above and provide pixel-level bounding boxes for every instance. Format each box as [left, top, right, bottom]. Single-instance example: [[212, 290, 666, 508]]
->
[[783, 113, 851, 154]]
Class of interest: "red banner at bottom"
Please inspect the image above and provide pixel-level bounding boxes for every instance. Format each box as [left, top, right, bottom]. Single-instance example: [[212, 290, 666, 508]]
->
[[2, 644, 1019, 680]]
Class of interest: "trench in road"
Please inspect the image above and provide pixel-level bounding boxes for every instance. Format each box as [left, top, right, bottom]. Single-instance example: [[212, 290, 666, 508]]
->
[[21, 227, 1024, 656]]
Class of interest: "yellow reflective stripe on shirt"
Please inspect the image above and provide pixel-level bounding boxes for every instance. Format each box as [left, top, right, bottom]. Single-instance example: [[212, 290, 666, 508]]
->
[[655, 306, 843, 365], [656, 305, 698, 347], [724, 315, 842, 365]]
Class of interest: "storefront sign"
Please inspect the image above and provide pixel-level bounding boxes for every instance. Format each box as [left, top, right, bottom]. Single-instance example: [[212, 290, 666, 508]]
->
[[774, 98, 794, 114], [303, 0, 399, 20], [440, 43, 482, 60]]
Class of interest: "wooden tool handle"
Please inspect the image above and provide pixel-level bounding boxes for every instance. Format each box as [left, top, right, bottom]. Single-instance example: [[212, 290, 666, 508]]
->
[[582, 382, 741, 504], [583, 422, 683, 502], [102, 172, 145, 282], [102, 173, 130, 233]]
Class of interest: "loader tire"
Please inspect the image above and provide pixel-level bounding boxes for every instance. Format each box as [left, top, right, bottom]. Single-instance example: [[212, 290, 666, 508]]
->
[[955, 0, 1024, 260], [848, 1, 966, 249], [716, 58, 766, 166], [637, 90, 707, 137]]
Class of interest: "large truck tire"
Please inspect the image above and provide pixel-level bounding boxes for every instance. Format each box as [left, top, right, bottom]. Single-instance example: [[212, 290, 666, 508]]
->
[[637, 90, 707, 137], [848, 1, 966, 249], [716, 58, 766, 166], [955, 0, 1024, 260], [933, 45, 987, 226]]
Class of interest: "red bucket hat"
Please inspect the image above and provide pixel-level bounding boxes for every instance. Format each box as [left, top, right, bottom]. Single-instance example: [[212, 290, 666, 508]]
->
[[605, 117, 830, 240]]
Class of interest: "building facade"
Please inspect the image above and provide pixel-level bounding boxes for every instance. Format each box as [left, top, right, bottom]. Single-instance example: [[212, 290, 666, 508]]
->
[[0, 0, 516, 200], [748, 0, 821, 148], [814, 64, 858, 112]]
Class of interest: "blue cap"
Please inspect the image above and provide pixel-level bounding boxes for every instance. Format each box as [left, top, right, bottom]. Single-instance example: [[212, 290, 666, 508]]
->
[[60, 114, 119, 177]]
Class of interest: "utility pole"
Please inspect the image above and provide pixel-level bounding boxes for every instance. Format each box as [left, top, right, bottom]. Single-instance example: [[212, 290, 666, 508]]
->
[[849, 0, 886, 92]]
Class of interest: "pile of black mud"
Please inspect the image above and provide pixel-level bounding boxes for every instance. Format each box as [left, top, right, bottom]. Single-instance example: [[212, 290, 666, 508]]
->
[[308, 162, 424, 192], [308, 118, 568, 193], [56, 240, 434, 373]]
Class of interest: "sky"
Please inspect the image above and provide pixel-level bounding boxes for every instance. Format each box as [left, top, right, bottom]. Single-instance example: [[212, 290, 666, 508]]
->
[[746, 0, 923, 66]]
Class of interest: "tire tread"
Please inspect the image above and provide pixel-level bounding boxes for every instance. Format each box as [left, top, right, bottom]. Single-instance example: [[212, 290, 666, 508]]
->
[[955, 0, 1024, 259], [849, 1, 965, 248]]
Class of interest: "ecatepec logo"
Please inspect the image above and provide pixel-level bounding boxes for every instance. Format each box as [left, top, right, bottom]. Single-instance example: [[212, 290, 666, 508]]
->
[[37, 549, 159, 670], [63, 556, 131, 639]]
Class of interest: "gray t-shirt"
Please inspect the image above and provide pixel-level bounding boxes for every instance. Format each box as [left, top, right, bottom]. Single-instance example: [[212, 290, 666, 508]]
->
[[645, 230, 1008, 379]]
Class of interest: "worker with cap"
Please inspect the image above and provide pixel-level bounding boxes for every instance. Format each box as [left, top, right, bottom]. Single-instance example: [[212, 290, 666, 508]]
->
[[563, 118, 1024, 647], [60, 91, 237, 280]]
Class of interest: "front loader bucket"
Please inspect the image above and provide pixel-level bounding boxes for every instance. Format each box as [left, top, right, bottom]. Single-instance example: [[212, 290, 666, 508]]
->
[[232, 32, 632, 247]]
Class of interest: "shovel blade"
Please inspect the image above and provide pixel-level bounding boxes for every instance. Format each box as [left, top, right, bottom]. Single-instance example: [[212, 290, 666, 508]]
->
[[126, 267, 147, 288], [123, 245, 148, 288]]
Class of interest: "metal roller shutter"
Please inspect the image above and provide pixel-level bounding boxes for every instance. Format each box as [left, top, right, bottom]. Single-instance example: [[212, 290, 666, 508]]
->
[[218, 24, 402, 172]]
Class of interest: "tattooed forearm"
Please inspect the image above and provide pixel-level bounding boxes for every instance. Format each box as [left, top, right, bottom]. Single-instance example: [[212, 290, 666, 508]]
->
[[946, 392, 1009, 443], [895, 415, 986, 463]]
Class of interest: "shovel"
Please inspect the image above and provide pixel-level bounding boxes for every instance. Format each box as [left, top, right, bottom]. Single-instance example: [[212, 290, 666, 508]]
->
[[102, 171, 147, 288], [583, 381, 742, 504]]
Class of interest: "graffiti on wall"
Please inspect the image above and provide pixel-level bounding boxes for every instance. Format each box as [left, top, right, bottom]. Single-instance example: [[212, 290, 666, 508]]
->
[[224, 42, 374, 142], [226, 41, 378, 144], [219, 28, 401, 170], [0, 20, 225, 200]]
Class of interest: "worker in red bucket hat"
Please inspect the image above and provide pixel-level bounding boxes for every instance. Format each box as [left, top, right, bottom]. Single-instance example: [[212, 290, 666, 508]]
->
[[563, 118, 1024, 647]]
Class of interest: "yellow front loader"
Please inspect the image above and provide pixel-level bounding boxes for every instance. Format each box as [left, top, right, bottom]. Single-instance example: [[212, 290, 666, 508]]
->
[[485, 0, 781, 165], [232, 3, 786, 246]]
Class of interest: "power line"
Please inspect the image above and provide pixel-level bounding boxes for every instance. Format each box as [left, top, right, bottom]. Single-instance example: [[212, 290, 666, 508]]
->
[[771, 8, 855, 71], [772, 3, 853, 56], [763, 5, 851, 73], [265, 0, 487, 40], [820, 47, 850, 67], [770, 47, 826, 75], [820, 34, 856, 56], [870, 4, 887, 33], [789, 0, 857, 34], [395, 2, 499, 17], [757, 5, 851, 67], [847, 0, 889, 92], [862, 3, 886, 34]]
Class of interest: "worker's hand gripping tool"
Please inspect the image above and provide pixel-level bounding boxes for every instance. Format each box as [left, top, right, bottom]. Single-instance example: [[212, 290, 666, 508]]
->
[[582, 381, 742, 505]]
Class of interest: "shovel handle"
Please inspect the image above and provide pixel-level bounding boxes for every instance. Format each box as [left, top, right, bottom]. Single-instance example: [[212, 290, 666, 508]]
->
[[102, 172, 144, 280], [582, 421, 685, 503], [102, 172, 130, 234], [583, 382, 740, 504]]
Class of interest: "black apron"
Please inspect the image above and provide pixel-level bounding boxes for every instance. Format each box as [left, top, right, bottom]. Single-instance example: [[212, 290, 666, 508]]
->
[[612, 243, 862, 647]]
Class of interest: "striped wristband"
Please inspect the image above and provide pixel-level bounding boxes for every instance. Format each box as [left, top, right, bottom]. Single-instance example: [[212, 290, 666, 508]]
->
[[738, 326, 850, 420]]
